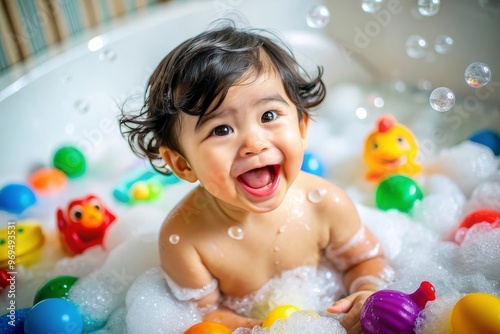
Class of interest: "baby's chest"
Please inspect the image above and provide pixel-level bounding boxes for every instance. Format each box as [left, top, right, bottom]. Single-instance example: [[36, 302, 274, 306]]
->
[[202, 221, 323, 296]]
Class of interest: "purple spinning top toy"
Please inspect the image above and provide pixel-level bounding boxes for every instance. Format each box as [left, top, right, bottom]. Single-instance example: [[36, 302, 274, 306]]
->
[[360, 281, 436, 334]]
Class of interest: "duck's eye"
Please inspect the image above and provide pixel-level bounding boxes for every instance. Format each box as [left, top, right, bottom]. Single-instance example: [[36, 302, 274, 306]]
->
[[397, 137, 405, 143], [89, 198, 102, 211], [373, 143, 378, 150], [70, 205, 83, 221]]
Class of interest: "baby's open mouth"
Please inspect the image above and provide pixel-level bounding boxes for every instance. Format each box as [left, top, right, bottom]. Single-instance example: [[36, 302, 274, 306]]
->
[[237, 165, 277, 189]]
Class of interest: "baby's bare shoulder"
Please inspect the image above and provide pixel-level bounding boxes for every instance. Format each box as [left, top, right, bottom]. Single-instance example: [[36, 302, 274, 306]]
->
[[296, 172, 353, 209]]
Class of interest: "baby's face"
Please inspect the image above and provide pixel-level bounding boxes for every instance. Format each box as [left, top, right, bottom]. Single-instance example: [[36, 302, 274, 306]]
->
[[178, 71, 309, 213]]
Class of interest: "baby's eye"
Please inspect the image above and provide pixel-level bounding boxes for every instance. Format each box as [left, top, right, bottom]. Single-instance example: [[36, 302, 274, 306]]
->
[[261, 111, 278, 123], [211, 125, 233, 136]]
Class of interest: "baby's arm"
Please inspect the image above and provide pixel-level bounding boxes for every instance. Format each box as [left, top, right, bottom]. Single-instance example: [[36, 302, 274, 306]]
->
[[159, 223, 260, 330], [320, 185, 391, 332]]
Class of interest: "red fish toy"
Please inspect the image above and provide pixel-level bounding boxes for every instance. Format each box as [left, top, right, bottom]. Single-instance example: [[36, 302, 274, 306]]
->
[[57, 194, 116, 254]]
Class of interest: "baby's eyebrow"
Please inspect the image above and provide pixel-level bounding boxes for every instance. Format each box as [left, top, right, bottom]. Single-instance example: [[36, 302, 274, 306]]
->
[[256, 93, 289, 107], [197, 93, 289, 130]]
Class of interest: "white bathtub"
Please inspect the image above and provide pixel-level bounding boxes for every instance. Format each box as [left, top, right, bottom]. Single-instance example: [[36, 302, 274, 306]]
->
[[0, 0, 499, 333]]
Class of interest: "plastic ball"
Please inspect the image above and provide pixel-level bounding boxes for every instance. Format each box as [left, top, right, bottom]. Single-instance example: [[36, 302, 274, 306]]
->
[[375, 175, 423, 213], [468, 129, 500, 156], [183, 321, 232, 334], [53, 146, 86, 178], [33, 275, 78, 305], [0, 183, 37, 214], [0, 307, 30, 334], [28, 167, 67, 194], [301, 151, 324, 177], [450, 293, 500, 334], [24, 298, 83, 334], [262, 305, 301, 328]]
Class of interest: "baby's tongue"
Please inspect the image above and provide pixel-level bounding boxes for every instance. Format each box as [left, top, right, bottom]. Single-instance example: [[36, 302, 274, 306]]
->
[[239, 166, 273, 189]]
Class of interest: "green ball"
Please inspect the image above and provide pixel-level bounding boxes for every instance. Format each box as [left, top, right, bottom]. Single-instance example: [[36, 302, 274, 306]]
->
[[53, 146, 86, 178], [375, 174, 423, 213], [33, 275, 78, 305]]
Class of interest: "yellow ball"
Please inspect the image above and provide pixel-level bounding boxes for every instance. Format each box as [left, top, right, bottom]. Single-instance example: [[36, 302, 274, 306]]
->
[[450, 293, 500, 334], [262, 305, 301, 328], [131, 181, 149, 200]]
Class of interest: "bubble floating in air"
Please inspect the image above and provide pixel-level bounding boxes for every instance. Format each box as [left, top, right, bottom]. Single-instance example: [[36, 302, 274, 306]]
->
[[405, 35, 428, 59], [308, 188, 328, 203], [361, 0, 383, 13], [417, 0, 440, 16], [74, 99, 89, 113], [306, 5, 330, 28], [429, 87, 455, 112], [464, 62, 491, 88], [99, 50, 117, 62], [169, 234, 180, 244], [434, 34, 453, 54], [227, 226, 244, 240]]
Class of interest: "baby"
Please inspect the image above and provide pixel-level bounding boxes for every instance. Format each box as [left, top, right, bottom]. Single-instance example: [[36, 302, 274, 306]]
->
[[120, 22, 391, 333]]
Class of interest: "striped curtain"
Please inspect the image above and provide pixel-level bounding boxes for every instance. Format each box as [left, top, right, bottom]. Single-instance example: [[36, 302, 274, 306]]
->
[[0, 0, 163, 73]]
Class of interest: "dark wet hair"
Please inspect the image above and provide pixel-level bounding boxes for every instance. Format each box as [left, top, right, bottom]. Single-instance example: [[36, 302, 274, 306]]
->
[[119, 21, 326, 174]]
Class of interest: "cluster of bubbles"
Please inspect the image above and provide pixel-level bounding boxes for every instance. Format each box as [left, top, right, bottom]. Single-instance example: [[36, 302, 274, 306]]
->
[[405, 34, 454, 59], [429, 62, 492, 112]]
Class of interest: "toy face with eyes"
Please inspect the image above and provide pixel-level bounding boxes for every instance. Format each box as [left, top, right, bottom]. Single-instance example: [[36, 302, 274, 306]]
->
[[57, 194, 116, 254], [363, 115, 422, 182]]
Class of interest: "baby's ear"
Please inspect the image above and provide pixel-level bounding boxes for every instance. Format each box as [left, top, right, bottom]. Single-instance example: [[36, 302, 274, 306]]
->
[[159, 146, 197, 183], [300, 114, 310, 149]]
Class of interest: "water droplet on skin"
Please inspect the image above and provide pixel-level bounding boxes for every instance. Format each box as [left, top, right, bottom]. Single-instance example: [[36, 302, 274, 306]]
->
[[169, 234, 180, 244], [308, 187, 328, 203], [228, 226, 244, 240], [278, 225, 286, 234], [273, 245, 280, 252], [274, 260, 280, 265], [304, 224, 311, 231]]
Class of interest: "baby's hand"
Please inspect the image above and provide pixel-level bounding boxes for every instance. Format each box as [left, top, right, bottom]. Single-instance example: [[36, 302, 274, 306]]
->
[[326, 290, 374, 334]]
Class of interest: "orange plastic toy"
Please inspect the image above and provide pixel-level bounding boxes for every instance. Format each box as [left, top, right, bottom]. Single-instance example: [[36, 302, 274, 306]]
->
[[57, 194, 116, 254], [183, 321, 232, 334], [363, 114, 422, 181]]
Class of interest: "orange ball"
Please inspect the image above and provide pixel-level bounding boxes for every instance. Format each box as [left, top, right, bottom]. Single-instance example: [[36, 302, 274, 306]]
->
[[183, 321, 232, 334], [28, 168, 67, 194]]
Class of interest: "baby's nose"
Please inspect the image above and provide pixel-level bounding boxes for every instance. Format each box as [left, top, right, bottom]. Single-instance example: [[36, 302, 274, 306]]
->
[[239, 131, 269, 156]]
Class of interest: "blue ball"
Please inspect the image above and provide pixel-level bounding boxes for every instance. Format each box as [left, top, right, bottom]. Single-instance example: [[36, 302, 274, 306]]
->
[[301, 151, 325, 177], [0, 307, 30, 333], [24, 298, 83, 334], [468, 129, 500, 156], [0, 183, 37, 214]]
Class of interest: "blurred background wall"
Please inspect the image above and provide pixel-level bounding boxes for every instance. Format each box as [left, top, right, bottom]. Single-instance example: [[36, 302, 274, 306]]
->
[[0, 0, 170, 72]]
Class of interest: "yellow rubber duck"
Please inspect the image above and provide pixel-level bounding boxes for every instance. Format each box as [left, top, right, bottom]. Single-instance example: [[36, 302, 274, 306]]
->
[[363, 114, 422, 182], [0, 221, 44, 268]]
